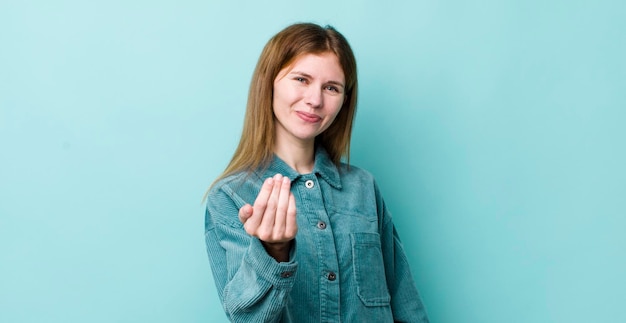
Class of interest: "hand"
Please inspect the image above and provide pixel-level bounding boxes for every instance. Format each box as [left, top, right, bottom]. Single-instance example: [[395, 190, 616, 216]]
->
[[239, 174, 297, 261]]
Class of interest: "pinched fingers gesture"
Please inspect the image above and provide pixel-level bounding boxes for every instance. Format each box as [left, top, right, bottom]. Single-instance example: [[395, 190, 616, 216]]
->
[[238, 174, 297, 243]]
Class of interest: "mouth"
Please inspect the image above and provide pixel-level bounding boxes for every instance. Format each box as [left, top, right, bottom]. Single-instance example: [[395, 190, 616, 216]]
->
[[296, 111, 322, 123]]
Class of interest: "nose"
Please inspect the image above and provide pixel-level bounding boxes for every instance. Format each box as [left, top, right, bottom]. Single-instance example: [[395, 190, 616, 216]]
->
[[304, 86, 323, 108]]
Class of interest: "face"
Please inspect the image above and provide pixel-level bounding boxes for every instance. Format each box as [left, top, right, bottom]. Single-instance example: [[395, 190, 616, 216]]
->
[[272, 52, 345, 147]]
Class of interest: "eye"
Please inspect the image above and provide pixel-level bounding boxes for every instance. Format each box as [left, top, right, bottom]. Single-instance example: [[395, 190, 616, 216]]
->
[[294, 77, 307, 83], [325, 85, 341, 93]]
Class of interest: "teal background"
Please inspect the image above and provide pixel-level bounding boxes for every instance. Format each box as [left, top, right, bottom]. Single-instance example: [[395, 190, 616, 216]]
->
[[1, 1, 624, 322]]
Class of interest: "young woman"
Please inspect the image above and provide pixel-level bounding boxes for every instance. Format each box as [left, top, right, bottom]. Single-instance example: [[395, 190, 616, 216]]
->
[[204, 23, 429, 322]]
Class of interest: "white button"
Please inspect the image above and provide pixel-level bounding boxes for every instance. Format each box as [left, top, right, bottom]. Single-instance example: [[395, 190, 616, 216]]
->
[[305, 180, 315, 189]]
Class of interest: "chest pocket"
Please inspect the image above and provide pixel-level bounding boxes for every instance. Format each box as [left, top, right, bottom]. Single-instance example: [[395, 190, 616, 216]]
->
[[351, 232, 391, 306]]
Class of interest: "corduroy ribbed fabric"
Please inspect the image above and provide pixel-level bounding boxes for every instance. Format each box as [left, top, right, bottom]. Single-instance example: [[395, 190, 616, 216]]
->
[[205, 148, 429, 322]]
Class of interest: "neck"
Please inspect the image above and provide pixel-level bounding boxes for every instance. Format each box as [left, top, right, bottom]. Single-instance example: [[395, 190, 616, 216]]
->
[[274, 136, 315, 174]]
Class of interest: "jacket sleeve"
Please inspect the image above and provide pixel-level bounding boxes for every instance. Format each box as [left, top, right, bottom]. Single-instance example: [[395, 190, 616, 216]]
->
[[375, 183, 430, 323], [204, 185, 298, 322]]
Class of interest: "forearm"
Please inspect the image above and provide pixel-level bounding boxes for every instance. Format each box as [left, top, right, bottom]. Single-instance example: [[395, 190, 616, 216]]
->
[[261, 240, 293, 263], [207, 224, 298, 322], [381, 220, 429, 323]]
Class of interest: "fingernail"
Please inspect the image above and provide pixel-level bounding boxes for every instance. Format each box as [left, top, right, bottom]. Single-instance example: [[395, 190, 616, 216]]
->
[[274, 173, 282, 181], [283, 176, 290, 184]]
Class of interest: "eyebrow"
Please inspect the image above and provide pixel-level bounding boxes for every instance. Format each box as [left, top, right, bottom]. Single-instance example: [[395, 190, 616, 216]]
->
[[289, 71, 345, 88]]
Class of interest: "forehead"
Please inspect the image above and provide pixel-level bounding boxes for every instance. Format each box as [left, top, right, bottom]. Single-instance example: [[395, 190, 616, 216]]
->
[[278, 52, 345, 82]]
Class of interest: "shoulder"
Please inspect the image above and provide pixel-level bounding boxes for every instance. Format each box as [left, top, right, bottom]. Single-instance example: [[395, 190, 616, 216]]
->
[[337, 162, 386, 204], [205, 171, 263, 228], [338, 162, 377, 185], [208, 171, 252, 196], [206, 170, 265, 210]]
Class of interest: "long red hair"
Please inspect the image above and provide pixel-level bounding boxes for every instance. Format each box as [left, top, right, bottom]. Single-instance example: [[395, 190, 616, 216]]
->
[[217, 23, 358, 183]]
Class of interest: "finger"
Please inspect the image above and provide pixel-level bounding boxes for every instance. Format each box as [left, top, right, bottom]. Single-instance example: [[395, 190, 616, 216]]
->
[[258, 174, 283, 240], [239, 204, 255, 235], [273, 176, 291, 239], [245, 177, 274, 233], [238, 204, 253, 224], [284, 192, 297, 239]]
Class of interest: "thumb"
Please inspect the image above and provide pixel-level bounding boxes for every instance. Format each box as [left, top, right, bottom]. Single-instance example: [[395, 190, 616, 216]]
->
[[238, 204, 253, 224]]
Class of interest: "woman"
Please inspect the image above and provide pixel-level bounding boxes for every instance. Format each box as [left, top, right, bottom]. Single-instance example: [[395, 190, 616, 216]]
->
[[204, 23, 429, 322]]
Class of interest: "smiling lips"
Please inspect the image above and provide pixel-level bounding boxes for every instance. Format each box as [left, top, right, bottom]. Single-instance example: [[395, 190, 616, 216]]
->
[[296, 111, 322, 123]]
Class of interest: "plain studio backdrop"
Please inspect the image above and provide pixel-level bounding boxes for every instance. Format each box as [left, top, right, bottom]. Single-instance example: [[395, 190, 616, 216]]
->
[[1, 1, 624, 322]]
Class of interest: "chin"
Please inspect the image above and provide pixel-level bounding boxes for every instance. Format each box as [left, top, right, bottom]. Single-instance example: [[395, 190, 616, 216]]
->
[[292, 131, 318, 142], [291, 128, 321, 140]]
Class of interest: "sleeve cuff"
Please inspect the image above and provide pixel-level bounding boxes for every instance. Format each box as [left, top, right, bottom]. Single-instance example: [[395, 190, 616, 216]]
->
[[245, 238, 298, 289]]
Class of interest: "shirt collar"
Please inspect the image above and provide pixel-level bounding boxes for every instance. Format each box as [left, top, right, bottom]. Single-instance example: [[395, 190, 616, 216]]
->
[[256, 147, 342, 190]]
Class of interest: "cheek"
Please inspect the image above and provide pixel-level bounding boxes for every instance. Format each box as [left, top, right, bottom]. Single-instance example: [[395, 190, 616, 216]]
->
[[322, 103, 344, 129], [276, 80, 303, 98], [330, 98, 345, 118]]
